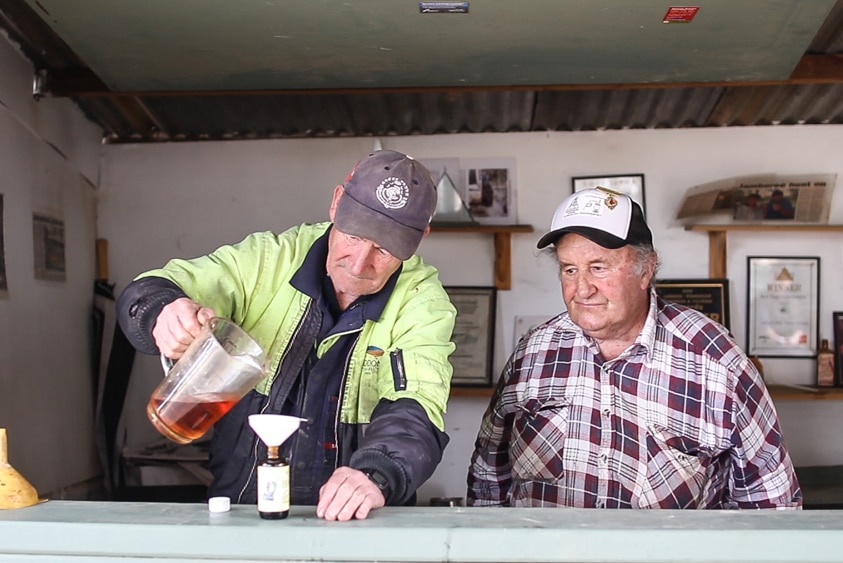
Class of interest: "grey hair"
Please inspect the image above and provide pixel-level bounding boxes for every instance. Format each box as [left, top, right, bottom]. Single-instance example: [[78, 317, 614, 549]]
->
[[629, 243, 661, 286]]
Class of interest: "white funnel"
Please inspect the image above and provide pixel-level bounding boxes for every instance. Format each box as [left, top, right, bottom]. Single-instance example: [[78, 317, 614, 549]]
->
[[248, 414, 304, 447]]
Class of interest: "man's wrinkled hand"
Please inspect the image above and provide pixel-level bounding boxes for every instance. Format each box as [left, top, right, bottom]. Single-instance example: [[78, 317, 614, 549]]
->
[[316, 466, 385, 521], [152, 298, 216, 359]]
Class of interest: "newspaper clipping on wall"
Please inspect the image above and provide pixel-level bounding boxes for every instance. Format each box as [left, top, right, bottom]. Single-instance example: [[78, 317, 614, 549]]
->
[[674, 173, 836, 225]]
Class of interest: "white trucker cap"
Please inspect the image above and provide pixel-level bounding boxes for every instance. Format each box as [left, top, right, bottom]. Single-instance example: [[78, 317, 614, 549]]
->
[[537, 187, 653, 249]]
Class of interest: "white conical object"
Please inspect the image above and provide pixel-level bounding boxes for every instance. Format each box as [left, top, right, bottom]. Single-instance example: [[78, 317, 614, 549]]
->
[[248, 414, 304, 447], [433, 168, 475, 223]]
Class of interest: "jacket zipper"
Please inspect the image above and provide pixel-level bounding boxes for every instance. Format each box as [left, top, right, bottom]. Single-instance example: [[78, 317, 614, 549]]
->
[[235, 300, 314, 503], [331, 335, 360, 468]]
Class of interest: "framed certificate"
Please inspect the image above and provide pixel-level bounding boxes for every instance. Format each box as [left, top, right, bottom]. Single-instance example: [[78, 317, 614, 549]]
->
[[746, 256, 820, 358], [655, 278, 730, 330], [572, 174, 646, 215], [444, 286, 496, 387]]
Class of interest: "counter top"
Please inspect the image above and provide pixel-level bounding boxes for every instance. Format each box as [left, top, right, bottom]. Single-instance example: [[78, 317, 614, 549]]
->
[[1, 500, 842, 562]]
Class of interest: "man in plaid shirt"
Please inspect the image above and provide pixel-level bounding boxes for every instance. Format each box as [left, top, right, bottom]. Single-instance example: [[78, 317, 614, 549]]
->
[[467, 188, 801, 509]]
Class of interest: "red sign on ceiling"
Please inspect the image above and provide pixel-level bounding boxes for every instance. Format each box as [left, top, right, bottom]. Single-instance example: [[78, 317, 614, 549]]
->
[[662, 6, 700, 23]]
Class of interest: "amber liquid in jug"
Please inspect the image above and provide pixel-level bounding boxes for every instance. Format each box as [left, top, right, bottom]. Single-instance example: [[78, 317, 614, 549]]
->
[[146, 317, 267, 444], [147, 393, 241, 444]]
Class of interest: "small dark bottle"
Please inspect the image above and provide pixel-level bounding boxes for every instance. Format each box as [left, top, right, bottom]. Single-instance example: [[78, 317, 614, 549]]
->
[[257, 445, 290, 519]]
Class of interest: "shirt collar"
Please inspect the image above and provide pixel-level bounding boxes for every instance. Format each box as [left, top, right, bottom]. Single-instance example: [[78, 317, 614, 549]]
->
[[636, 287, 660, 354], [559, 288, 657, 359]]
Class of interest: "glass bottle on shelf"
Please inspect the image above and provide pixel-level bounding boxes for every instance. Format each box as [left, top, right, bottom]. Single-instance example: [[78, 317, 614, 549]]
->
[[816, 339, 835, 388]]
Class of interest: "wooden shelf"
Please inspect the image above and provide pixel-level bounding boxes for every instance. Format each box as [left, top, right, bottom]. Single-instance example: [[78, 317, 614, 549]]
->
[[430, 224, 534, 290], [450, 386, 494, 398], [685, 224, 843, 278], [768, 384, 843, 400]]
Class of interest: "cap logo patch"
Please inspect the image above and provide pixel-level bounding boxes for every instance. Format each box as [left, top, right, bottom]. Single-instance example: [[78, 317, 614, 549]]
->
[[604, 194, 618, 209], [376, 176, 409, 209]]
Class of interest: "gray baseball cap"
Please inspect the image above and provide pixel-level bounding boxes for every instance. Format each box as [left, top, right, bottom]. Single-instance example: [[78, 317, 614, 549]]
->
[[334, 150, 437, 260]]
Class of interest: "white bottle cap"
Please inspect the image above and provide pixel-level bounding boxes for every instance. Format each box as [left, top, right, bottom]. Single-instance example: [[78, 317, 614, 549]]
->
[[208, 496, 231, 513]]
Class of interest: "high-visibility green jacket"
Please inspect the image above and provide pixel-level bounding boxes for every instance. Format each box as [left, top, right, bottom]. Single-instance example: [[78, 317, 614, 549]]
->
[[119, 222, 456, 504]]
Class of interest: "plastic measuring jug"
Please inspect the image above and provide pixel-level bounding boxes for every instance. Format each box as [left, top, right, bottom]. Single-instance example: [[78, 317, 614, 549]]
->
[[146, 317, 268, 444]]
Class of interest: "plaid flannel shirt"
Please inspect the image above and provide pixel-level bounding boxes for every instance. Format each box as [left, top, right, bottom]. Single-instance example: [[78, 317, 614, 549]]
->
[[467, 290, 802, 509]]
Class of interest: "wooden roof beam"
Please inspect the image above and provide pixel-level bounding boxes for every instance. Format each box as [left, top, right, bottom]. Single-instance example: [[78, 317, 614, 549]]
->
[[788, 53, 843, 83], [40, 54, 843, 99]]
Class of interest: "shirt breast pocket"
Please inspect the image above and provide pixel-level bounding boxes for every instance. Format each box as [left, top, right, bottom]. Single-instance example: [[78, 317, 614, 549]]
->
[[636, 425, 715, 509], [510, 398, 569, 483]]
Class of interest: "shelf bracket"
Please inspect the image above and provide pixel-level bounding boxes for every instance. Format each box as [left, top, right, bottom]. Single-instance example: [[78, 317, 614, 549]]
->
[[687, 224, 843, 279], [708, 231, 727, 279], [430, 224, 534, 290], [492, 232, 517, 289]]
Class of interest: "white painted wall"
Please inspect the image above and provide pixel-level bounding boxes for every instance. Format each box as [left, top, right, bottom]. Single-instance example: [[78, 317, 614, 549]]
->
[[98, 126, 843, 503], [0, 33, 104, 494]]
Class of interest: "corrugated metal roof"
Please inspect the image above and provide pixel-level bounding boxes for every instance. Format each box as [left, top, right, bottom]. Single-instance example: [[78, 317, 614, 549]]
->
[[2, 0, 843, 143], [71, 81, 843, 144]]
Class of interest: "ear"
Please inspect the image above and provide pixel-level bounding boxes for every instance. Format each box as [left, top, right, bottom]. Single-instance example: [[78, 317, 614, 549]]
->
[[328, 185, 344, 222], [421, 224, 431, 238], [640, 256, 657, 290]]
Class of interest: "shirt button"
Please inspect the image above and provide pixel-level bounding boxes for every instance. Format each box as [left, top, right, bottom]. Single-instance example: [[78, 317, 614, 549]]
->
[[602, 408, 610, 417], [296, 461, 307, 470]]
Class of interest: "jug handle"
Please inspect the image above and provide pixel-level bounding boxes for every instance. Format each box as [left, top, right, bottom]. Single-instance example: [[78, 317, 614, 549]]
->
[[159, 354, 175, 375]]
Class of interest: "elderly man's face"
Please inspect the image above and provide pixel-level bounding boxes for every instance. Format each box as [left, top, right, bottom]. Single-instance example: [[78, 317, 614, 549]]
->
[[555, 233, 654, 343], [327, 186, 403, 310]]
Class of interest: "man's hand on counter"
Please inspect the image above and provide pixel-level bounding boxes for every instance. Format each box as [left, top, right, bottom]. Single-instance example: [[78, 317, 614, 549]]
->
[[316, 466, 386, 521]]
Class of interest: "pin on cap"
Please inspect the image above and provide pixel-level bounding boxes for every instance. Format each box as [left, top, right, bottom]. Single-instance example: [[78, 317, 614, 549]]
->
[[208, 496, 231, 513]]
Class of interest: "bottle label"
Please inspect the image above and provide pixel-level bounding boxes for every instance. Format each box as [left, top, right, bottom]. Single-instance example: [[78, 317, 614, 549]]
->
[[257, 465, 290, 513], [818, 351, 835, 387]]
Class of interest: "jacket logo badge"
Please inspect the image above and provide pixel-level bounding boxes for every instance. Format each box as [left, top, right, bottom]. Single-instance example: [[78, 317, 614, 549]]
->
[[366, 346, 385, 357]]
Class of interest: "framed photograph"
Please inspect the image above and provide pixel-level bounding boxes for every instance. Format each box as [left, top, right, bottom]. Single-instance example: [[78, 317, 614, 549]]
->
[[655, 278, 730, 330], [572, 174, 646, 216], [746, 256, 820, 358], [462, 157, 517, 225], [444, 286, 496, 387], [32, 212, 66, 282], [834, 311, 843, 386]]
